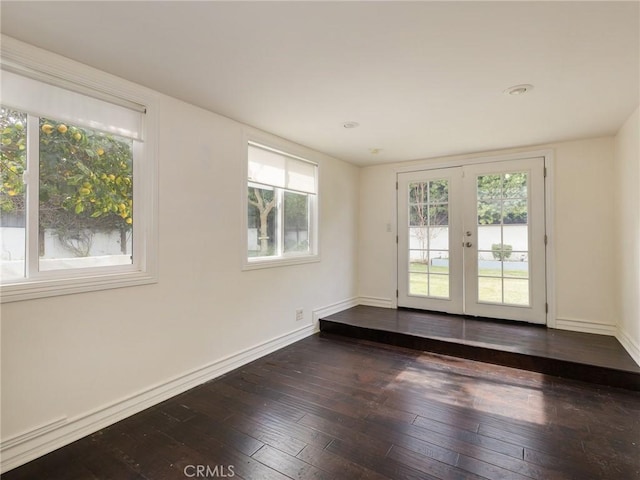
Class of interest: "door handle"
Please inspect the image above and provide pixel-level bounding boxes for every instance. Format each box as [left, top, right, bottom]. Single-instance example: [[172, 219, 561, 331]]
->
[[465, 242, 473, 248], [466, 231, 472, 237]]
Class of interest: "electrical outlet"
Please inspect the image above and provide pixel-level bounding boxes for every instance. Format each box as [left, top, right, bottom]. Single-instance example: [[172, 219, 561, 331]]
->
[[295, 308, 304, 322]]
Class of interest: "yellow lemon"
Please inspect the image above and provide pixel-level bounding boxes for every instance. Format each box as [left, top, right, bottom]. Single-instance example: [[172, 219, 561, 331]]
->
[[41, 124, 54, 134], [97, 148, 104, 156], [125, 217, 132, 224], [57, 124, 68, 134], [73, 132, 82, 141]]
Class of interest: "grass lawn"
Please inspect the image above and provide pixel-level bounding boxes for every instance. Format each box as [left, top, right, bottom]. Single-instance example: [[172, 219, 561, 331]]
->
[[409, 263, 529, 305]]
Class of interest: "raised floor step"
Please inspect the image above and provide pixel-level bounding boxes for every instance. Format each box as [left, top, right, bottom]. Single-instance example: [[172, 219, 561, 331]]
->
[[319, 305, 640, 391]]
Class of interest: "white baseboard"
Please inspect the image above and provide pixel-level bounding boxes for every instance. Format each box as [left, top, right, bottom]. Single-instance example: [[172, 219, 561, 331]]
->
[[0, 323, 316, 474], [357, 296, 395, 309], [617, 327, 640, 367], [554, 318, 617, 336], [312, 297, 359, 325]]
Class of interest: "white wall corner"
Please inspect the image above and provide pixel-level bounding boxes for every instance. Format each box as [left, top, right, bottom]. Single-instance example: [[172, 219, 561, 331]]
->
[[357, 296, 395, 309], [312, 297, 359, 326], [0, 323, 316, 474], [554, 318, 617, 336], [617, 326, 640, 367]]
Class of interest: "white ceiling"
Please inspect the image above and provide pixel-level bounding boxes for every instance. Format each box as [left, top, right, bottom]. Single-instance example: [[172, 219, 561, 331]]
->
[[1, 1, 638, 166]]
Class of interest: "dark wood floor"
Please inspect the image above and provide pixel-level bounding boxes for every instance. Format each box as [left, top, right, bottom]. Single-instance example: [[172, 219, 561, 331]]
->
[[3, 333, 640, 479], [320, 306, 640, 391]]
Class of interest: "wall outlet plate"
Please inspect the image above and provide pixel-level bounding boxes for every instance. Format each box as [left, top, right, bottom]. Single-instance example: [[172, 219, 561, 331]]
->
[[295, 309, 304, 322]]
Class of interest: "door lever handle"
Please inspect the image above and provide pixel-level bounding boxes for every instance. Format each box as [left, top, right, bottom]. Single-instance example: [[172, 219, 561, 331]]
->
[[465, 242, 473, 248]]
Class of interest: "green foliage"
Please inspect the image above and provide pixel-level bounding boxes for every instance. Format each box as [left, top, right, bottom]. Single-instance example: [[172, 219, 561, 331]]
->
[[0, 109, 133, 233], [492, 243, 513, 261], [477, 173, 527, 225], [0, 110, 27, 212]]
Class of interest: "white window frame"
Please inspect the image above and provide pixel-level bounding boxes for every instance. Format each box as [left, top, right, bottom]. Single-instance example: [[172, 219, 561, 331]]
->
[[0, 35, 158, 302], [242, 136, 319, 270]]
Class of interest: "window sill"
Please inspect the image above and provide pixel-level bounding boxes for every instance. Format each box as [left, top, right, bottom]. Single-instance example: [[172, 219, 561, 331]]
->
[[0, 270, 157, 303], [242, 254, 320, 271]]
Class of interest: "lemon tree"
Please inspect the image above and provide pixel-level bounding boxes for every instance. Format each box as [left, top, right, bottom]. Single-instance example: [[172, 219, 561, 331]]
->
[[0, 108, 134, 255], [0, 109, 27, 211]]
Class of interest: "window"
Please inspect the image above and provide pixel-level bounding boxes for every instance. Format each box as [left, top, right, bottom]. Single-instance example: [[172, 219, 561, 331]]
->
[[0, 53, 157, 302], [245, 142, 318, 268]]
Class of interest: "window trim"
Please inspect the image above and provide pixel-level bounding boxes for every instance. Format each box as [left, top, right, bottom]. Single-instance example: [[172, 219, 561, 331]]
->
[[242, 135, 319, 271], [0, 35, 158, 303]]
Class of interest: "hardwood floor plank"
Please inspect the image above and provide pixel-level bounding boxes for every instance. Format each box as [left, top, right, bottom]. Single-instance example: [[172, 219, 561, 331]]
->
[[325, 438, 434, 480], [410, 415, 524, 459], [251, 444, 332, 480], [222, 412, 311, 456], [386, 445, 483, 480], [296, 444, 391, 480], [3, 333, 638, 480]]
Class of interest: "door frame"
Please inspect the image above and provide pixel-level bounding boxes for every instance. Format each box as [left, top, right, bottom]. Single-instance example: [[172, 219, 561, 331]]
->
[[394, 149, 556, 328]]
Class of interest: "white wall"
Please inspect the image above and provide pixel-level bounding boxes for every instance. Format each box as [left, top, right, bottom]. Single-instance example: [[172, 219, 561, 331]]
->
[[614, 106, 640, 364], [0, 90, 359, 469], [358, 137, 618, 334]]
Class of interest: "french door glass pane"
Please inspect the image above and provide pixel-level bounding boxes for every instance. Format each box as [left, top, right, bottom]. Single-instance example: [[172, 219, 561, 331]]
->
[[477, 171, 530, 306], [408, 180, 450, 298], [39, 118, 134, 271], [0, 108, 27, 280]]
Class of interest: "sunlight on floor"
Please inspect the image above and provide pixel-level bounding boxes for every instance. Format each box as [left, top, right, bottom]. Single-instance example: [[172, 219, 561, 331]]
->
[[393, 362, 549, 426]]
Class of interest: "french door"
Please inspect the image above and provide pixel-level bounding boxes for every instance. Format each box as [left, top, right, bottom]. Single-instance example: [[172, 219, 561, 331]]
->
[[397, 158, 546, 324]]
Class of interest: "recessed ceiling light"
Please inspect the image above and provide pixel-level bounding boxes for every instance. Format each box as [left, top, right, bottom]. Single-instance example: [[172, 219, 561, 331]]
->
[[504, 84, 534, 96], [342, 121, 359, 129]]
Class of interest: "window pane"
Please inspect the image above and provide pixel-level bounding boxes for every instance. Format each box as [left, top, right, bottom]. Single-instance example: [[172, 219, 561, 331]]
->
[[248, 186, 277, 257], [428, 274, 449, 298], [504, 254, 529, 279], [409, 272, 428, 296], [503, 225, 528, 251], [429, 205, 449, 226], [409, 204, 429, 226], [429, 226, 448, 250], [477, 200, 501, 225], [428, 251, 449, 272], [504, 279, 530, 306], [477, 174, 502, 199], [0, 108, 27, 280], [503, 199, 528, 224], [503, 172, 527, 199], [409, 182, 427, 204], [283, 191, 309, 253], [38, 118, 134, 271], [409, 250, 429, 272], [478, 225, 501, 250], [428, 179, 448, 202], [409, 227, 429, 249], [478, 277, 503, 303], [479, 257, 502, 277]]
